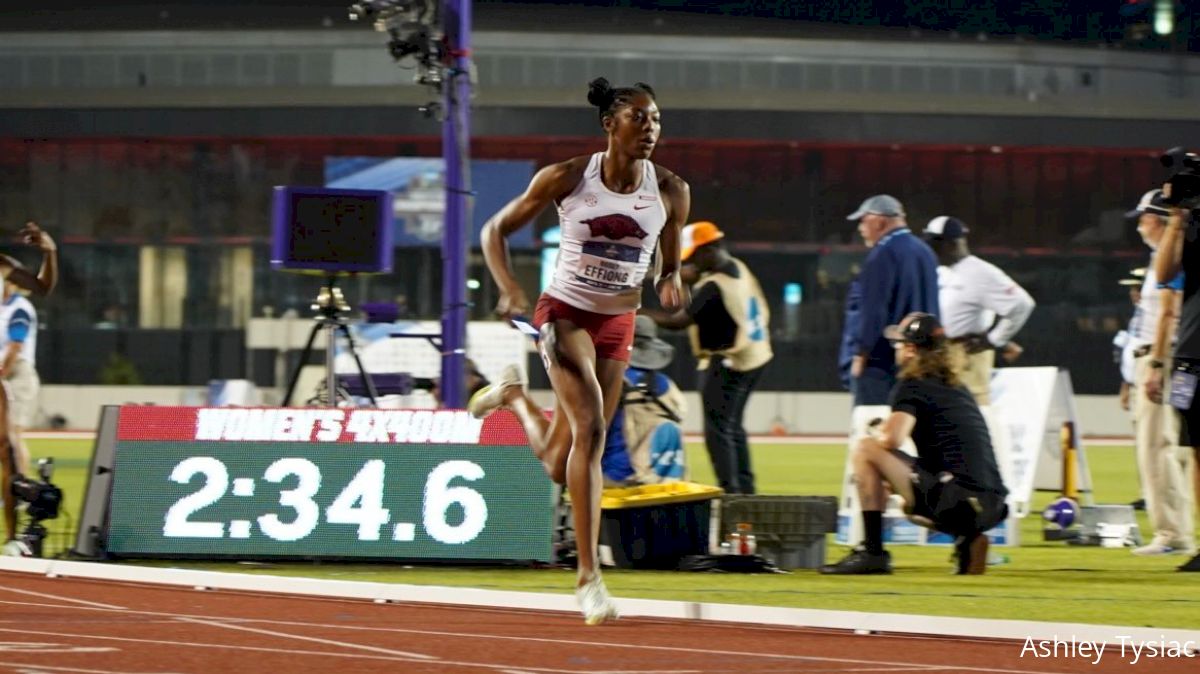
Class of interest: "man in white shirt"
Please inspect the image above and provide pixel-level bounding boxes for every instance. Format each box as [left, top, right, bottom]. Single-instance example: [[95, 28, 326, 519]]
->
[[923, 216, 1035, 406], [1126, 189, 1194, 557], [1116, 272, 1144, 414], [1115, 272, 1146, 511]]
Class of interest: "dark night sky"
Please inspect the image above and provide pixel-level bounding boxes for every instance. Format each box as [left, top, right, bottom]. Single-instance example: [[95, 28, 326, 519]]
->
[[0, 1, 1194, 52]]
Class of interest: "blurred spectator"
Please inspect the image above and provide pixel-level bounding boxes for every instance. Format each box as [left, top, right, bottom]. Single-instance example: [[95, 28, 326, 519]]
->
[[94, 303, 127, 329], [840, 195, 939, 406], [1115, 271, 1144, 411], [1115, 272, 1145, 510]]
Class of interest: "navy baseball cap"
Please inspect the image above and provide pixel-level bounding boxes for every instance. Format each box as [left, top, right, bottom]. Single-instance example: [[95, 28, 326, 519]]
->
[[1126, 189, 1169, 218], [884, 312, 946, 348], [847, 194, 905, 221], [923, 215, 970, 240]]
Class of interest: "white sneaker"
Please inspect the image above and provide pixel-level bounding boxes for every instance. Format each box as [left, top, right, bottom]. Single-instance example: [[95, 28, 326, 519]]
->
[[1, 540, 31, 557], [1132, 540, 1187, 556], [467, 365, 525, 419], [1171, 543, 1197, 556], [575, 575, 619, 626]]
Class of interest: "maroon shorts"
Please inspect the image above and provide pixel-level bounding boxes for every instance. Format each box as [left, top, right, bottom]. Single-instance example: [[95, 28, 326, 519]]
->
[[533, 294, 636, 363]]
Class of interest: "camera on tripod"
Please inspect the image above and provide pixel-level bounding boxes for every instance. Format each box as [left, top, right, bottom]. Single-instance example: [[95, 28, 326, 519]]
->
[[7, 458, 62, 557], [272, 186, 395, 408], [1161, 146, 1200, 209]]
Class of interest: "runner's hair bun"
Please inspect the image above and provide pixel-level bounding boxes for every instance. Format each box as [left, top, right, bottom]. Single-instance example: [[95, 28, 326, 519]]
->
[[587, 77, 615, 110]]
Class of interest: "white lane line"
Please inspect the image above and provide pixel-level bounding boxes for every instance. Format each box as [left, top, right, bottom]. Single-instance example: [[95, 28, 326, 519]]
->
[[174, 617, 438, 661], [0, 642, 117, 654], [585, 669, 935, 674], [0, 628, 579, 674], [835, 662, 945, 666], [214, 618, 1081, 674], [0, 587, 126, 610], [744, 666, 931, 671], [2, 665, 183, 674], [0, 603, 1071, 674], [600, 666, 936, 671]]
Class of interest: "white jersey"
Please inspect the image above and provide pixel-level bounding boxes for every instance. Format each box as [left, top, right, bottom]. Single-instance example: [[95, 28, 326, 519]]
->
[[937, 255, 1035, 347], [0, 293, 37, 367], [546, 152, 667, 315], [1130, 255, 1181, 346]]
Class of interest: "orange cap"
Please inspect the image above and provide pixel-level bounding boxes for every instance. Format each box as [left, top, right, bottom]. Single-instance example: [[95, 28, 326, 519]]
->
[[680, 221, 724, 261]]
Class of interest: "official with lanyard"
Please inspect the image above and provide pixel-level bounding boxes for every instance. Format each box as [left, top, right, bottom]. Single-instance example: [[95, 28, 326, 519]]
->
[[841, 194, 940, 406]]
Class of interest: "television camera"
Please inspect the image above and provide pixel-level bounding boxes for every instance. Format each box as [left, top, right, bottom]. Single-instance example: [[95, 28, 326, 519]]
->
[[348, 0, 444, 88], [1161, 146, 1200, 209], [7, 458, 62, 557]]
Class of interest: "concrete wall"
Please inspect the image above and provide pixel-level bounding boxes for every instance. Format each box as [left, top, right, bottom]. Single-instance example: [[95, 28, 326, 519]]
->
[[40, 385, 1131, 439]]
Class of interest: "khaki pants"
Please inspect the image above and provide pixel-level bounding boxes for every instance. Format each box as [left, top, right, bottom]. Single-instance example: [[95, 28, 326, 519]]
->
[[3, 359, 39, 428], [1133, 355, 1195, 549], [949, 343, 994, 406], [948, 344, 1018, 494]]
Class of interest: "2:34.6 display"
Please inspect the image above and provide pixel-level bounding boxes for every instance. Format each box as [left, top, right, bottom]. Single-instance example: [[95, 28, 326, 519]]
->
[[99, 406, 554, 563], [163, 456, 487, 545]]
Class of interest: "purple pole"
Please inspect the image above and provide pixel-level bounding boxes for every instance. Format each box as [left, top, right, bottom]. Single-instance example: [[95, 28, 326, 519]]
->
[[440, 0, 471, 409]]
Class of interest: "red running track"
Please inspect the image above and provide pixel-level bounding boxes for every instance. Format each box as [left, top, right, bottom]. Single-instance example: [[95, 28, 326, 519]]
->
[[0, 570, 1195, 673]]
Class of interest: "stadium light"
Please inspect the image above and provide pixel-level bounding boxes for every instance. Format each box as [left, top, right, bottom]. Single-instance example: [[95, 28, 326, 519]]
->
[[1153, 0, 1174, 35]]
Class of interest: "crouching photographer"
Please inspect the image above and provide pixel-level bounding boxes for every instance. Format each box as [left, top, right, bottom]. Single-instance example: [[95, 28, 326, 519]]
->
[[4, 459, 62, 557], [1152, 146, 1200, 573]]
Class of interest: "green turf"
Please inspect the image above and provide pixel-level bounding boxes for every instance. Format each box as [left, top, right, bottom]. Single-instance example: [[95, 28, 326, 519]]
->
[[23, 436, 1200, 629]]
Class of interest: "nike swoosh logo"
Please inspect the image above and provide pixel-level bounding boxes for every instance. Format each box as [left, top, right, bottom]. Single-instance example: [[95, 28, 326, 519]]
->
[[633, 204, 653, 210]]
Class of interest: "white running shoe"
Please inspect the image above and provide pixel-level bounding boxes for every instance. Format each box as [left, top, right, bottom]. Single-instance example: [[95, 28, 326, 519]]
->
[[575, 574, 619, 626], [1132, 539, 1186, 556], [1, 540, 31, 557], [467, 364, 525, 419]]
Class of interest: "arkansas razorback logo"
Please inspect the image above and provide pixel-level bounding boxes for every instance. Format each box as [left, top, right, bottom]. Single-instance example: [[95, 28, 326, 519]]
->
[[581, 214, 648, 240]]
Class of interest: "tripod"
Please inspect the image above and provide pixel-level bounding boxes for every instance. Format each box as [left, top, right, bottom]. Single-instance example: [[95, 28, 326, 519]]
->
[[282, 275, 379, 408]]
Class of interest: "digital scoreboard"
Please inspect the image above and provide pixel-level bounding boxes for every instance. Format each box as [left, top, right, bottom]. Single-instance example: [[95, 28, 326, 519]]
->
[[78, 406, 554, 563]]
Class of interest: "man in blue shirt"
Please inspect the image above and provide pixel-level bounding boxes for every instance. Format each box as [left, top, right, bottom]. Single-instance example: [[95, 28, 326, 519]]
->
[[840, 195, 940, 405]]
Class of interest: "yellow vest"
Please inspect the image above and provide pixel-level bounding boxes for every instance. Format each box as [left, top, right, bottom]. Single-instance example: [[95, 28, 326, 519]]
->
[[687, 257, 773, 372]]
